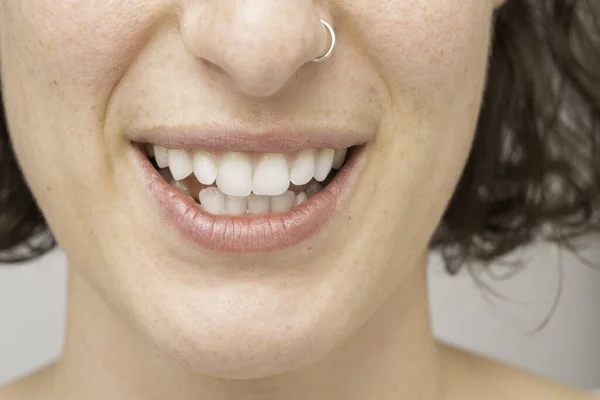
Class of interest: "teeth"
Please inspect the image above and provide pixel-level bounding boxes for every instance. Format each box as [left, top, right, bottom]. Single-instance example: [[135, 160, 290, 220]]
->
[[154, 145, 169, 168], [168, 149, 194, 181], [153, 146, 342, 212], [248, 194, 271, 214], [171, 180, 191, 196], [290, 149, 316, 186], [305, 181, 322, 197], [193, 150, 218, 185], [314, 148, 335, 182], [332, 148, 347, 170], [252, 153, 290, 196], [199, 187, 225, 215], [197, 188, 311, 215], [216, 152, 253, 197], [295, 191, 308, 206], [271, 191, 295, 213], [225, 195, 247, 215]]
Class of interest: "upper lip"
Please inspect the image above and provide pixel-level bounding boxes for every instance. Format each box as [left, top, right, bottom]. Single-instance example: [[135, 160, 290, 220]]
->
[[125, 124, 372, 153]]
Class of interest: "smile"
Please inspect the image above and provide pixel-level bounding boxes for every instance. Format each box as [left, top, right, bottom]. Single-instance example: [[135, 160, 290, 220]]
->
[[149, 145, 350, 215], [129, 131, 367, 253]]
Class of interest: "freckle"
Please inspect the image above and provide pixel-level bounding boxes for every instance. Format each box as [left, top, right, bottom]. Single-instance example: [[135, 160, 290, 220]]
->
[[348, 215, 352, 221], [45, 185, 52, 192], [307, 245, 312, 251], [91, 105, 97, 111]]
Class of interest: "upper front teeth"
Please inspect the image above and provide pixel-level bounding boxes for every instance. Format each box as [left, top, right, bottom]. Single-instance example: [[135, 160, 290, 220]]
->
[[252, 153, 290, 196], [290, 149, 316, 185], [153, 145, 348, 197], [216, 152, 253, 197], [193, 150, 218, 185]]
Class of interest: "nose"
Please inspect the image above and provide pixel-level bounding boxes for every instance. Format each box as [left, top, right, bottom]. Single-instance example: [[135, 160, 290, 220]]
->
[[179, 0, 332, 97]]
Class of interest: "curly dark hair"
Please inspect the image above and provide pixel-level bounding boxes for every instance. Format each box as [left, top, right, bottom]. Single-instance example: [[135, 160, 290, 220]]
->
[[1, 0, 599, 271]]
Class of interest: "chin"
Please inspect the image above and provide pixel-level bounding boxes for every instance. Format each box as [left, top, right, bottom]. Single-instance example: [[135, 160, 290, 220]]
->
[[126, 269, 352, 379]]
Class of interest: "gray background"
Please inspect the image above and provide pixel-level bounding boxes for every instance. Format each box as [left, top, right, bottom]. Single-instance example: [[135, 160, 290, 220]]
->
[[1, 239, 600, 390]]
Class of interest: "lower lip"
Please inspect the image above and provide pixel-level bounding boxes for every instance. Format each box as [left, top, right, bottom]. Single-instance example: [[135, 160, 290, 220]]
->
[[130, 145, 364, 253]]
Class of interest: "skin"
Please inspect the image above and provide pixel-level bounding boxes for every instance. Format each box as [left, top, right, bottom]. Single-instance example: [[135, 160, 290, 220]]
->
[[0, 0, 594, 399]]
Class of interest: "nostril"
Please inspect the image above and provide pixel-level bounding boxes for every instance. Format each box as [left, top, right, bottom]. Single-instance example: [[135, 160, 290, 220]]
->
[[199, 58, 225, 75]]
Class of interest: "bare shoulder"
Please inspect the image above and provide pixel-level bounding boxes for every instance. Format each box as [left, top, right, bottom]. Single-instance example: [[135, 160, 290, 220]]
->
[[438, 343, 596, 400], [0, 365, 57, 400], [0, 379, 27, 400]]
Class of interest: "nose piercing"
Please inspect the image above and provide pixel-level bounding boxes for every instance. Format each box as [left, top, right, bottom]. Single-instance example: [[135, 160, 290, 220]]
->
[[312, 19, 336, 63]]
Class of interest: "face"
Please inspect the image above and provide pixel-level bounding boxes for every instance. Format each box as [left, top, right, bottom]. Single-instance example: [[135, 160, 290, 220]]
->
[[1, 0, 499, 378]]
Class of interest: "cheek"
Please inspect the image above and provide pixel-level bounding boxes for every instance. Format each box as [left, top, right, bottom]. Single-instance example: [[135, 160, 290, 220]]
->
[[347, 1, 494, 255], [0, 1, 157, 241], [350, 0, 493, 100], [0, 1, 152, 168], [3, 0, 171, 92]]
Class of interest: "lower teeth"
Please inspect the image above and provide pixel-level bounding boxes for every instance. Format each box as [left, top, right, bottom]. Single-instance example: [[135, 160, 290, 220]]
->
[[158, 167, 324, 216]]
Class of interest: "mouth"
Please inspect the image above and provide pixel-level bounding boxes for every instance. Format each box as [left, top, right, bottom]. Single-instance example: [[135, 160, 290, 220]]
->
[[129, 137, 365, 253]]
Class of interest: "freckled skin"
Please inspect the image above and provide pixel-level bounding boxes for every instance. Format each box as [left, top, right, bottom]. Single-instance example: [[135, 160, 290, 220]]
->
[[0, 0, 538, 397]]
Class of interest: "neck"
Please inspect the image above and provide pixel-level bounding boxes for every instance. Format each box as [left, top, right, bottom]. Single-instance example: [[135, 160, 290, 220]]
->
[[50, 256, 441, 400]]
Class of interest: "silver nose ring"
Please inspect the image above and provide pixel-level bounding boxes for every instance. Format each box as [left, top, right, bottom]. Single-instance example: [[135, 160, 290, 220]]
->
[[312, 19, 336, 63]]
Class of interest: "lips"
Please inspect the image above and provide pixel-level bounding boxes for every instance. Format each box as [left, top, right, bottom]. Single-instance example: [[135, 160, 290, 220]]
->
[[128, 139, 365, 253]]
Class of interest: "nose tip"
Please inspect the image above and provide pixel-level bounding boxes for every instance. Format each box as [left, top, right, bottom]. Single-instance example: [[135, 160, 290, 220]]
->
[[180, 2, 331, 97]]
